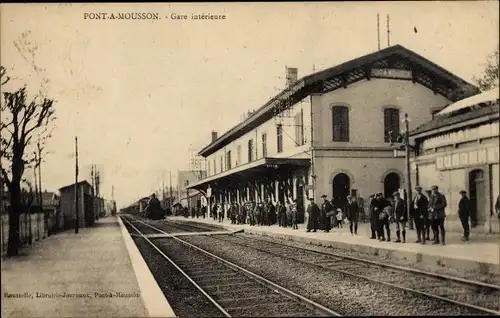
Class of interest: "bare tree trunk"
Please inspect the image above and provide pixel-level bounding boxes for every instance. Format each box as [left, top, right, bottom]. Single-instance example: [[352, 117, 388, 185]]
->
[[7, 181, 21, 256]]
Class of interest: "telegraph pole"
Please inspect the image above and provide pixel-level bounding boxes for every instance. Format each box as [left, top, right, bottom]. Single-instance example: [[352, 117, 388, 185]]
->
[[169, 170, 173, 211], [404, 113, 414, 230], [75, 137, 79, 234], [37, 136, 43, 238]]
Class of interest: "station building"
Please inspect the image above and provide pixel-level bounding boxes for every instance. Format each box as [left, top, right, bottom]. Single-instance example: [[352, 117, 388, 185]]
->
[[410, 88, 499, 233], [187, 45, 478, 221]]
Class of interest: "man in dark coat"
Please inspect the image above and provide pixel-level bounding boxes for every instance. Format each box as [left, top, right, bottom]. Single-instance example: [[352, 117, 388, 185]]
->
[[392, 192, 407, 243], [374, 193, 391, 241], [458, 190, 471, 241], [267, 201, 276, 225], [411, 186, 429, 244], [429, 185, 447, 245], [369, 194, 378, 239], [346, 195, 359, 235], [306, 197, 320, 232], [321, 195, 333, 233], [424, 190, 432, 240], [278, 201, 287, 227]]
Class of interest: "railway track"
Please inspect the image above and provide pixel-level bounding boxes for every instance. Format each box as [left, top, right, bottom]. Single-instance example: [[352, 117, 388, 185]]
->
[[165, 219, 500, 315], [121, 215, 341, 317]]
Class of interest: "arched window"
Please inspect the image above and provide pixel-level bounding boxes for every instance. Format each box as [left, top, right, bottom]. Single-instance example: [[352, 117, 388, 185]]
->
[[332, 106, 349, 142], [384, 108, 400, 142]]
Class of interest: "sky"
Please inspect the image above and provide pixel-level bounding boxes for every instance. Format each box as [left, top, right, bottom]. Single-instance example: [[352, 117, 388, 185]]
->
[[1, 2, 498, 208]]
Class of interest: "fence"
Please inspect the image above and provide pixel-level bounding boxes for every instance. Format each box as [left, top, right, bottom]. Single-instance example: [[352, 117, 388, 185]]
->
[[0, 208, 62, 256]]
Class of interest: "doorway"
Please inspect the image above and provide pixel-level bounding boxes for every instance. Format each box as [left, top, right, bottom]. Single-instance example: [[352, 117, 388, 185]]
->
[[384, 173, 401, 199], [469, 169, 485, 228], [332, 173, 350, 208]]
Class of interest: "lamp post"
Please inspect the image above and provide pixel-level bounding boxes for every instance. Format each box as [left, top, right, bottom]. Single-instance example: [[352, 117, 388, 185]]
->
[[390, 113, 416, 231]]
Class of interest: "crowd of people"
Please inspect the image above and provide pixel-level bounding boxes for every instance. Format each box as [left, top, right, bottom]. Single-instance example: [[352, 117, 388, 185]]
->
[[173, 186, 500, 246]]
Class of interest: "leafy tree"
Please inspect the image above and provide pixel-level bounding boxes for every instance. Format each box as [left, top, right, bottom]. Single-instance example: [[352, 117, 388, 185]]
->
[[473, 45, 499, 91], [0, 81, 56, 256]]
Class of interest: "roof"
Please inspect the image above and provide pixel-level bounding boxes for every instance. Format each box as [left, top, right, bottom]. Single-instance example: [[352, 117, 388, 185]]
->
[[437, 88, 499, 116], [199, 44, 478, 157], [58, 180, 92, 192], [411, 95, 499, 138]]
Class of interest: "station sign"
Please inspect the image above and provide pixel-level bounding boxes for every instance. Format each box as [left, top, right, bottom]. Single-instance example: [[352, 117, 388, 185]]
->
[[435, 146, 499, 171], [371, 68, 412, 80]]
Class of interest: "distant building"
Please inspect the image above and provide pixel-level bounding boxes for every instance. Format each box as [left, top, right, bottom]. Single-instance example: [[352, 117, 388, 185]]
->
[[177, 170, 207, 209], [58, 181, 94, 229]]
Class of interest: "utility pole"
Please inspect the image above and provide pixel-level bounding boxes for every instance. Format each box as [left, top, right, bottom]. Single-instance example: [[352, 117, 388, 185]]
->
[[31, 152, 37, 245], [404, 113, 414, 230], [96, 169, 100, 220], [91, 165, 95, 220], [75, 136, 79, 234], [37, 136, 43, 238], [377, 13, 381, 51], [169, 170, 173, 212], [387, 14, 391, 47]]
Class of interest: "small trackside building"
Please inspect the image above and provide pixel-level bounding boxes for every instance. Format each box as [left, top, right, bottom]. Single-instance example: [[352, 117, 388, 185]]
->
[[410, 88, 499, 233], [187, 44, 479, 222]]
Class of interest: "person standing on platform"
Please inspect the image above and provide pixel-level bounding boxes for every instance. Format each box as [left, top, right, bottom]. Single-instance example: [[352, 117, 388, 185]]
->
[[218, 203, 224, 223], [369, 194, 378, 239], [321, 195, 333, 233], [411, 186, 429, 244], [458, 190, 471, 242], [291, 199, 299, 229], [346, 195, 359, 235], [429, 185, 447, 245], [424, 190, 433, 241], [392, 192, 407, 243], [278, 201, 287, 227], [286, 199, 293, 228], [267, 200, 276, 225], [306, 197, 319, 232], [375, 193, 391, 241]]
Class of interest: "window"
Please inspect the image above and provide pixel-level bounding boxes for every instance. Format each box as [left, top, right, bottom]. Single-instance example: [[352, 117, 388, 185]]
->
[[184, 180, 189, 186], [236, 145, 241, 166], [277, 125, 283, 153], [332, 106, 349, 142], [226, 151, 232, 170], [262, 133, 267, 157], [384, 108, 400, 142], [248, 139, 254, 162], [213, 159, 216, 174], [207, 161, 211, 176], [220, 155, 224, 172], [294, 110, 304, 146]]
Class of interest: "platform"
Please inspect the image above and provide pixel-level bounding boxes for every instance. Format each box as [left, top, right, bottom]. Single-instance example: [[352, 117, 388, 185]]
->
[[169, 216, 500, 276], [1, 216, 175, 318]]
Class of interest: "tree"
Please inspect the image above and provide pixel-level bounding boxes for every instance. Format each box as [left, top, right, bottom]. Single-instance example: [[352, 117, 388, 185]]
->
[[0, 82, 56, 256], [473, 45, 499, 91]]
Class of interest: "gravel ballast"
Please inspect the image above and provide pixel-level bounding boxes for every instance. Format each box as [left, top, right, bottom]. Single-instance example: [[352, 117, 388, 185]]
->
[[179, 234, 492, 316]]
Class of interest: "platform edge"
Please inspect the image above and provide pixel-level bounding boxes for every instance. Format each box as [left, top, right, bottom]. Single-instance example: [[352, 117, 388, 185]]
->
[[117, 216, 177, 318]]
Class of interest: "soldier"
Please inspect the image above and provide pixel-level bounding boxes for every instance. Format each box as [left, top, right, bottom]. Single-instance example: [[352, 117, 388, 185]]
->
[[411, 186, 429, 244], [392, 192, 407, 243], [375, 193, 391, 241], [369, 194, 378, 239], [424, 190, 432, 240], [321, 194, 333, 233], [346, 195, 359, 235], [429, 185, 447, 245], [458, 190, 471, 242], [306, 197, 319, 232]]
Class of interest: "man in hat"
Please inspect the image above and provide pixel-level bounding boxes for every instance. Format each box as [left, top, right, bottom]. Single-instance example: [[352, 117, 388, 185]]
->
[[424, 190, 433, 240], [306, 197, 320, 232], [346, 195, 359, 235], [411, 186, 429, 244], [458, 190, 471, 241], [369, 194, 379, 239], [374, 192, 391, 241], [320, 195, 333, 232], [429, 185, 447, 245], [392, 191, 407, 243]]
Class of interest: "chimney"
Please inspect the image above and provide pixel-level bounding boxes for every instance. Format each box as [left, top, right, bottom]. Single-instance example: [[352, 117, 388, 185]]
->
[[211, 131, 218, 142], [286, 67, 298, 87]]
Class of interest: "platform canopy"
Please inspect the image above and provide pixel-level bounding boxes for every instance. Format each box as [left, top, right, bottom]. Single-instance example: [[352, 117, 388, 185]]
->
[[186, 157, 310, 195]]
